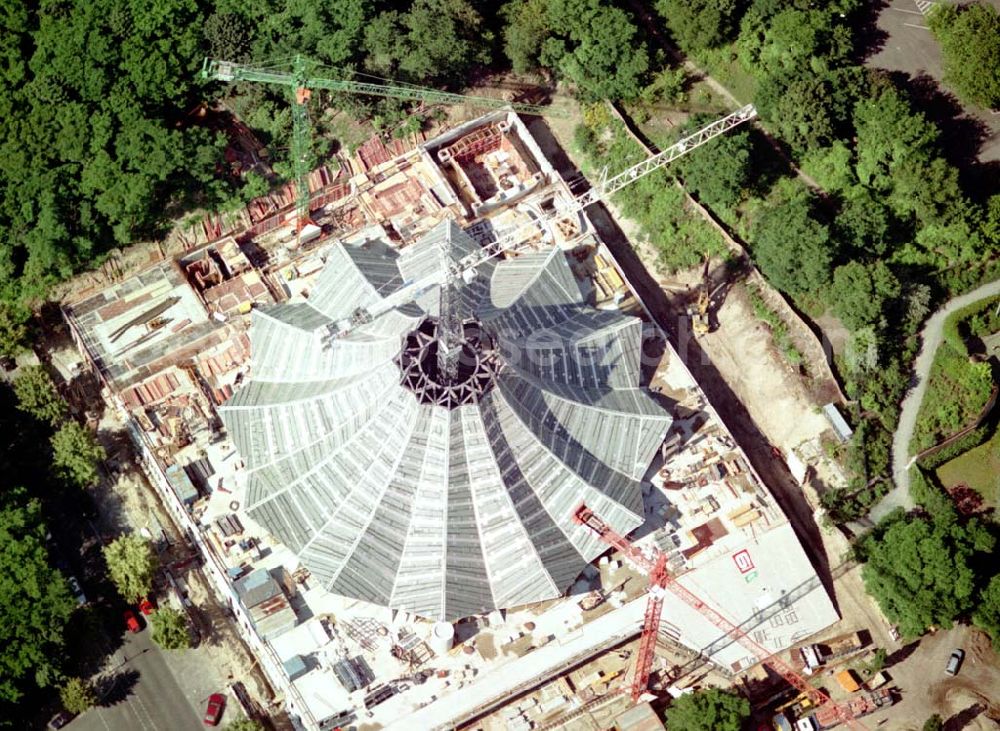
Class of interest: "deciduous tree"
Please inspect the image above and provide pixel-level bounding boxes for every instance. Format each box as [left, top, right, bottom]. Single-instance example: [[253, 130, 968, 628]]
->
[[929, 3, 1000, 109], [655, 0, 741, 52], [51, 422, 105, 489], [364, 0, 492, 86], [664, 687, 750, 731], [835, 187, 894, 257], [750, 196, 834, 295], [755, 70, 837, 154], [0, 302, 29, 359], [502, 0, 650, 101], [828, 261, 901, 331], [502, 0, 551, 74], [860, 515, 995, 637], [60, 677, 97, 714], [0, 494, 75, 701], [103, 534, 157, 603], [13, 366, 67, 425], [675, 129, 752, 210], [150, 608, 191, 650], [973, 574, 1000, 650]]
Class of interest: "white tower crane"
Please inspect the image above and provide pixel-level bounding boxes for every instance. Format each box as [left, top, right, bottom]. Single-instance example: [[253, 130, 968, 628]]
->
[[329, 104, 757, 339]]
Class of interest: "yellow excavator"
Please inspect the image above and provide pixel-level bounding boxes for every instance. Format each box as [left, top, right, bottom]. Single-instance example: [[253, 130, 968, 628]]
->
[[687, 255, 711, 336]]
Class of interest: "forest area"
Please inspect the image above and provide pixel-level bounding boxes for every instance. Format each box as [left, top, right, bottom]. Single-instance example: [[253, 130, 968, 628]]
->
[[4, 0, 1000, 714], [549, 0, 1000, 523]]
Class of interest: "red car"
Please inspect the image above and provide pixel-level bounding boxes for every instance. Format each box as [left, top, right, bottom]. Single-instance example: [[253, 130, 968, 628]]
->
[[203, 693, 226, 726], [138, 597, 155, 616], [124, 609, 141, 633]]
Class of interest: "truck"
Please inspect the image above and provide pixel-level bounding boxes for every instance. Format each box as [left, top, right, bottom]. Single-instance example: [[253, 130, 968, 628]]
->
[[810, 688, 893, 729], [799, 631, 865, 671], [775, 693, 816, 719]]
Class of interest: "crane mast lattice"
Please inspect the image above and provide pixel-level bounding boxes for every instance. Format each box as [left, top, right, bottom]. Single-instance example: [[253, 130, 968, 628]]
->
[[572, 504, 866, 730], [328, 103, 757, 339], [201, 56, 560, 233]]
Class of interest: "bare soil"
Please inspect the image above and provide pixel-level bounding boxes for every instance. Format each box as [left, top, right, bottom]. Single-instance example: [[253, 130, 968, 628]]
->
[[865, 625, 1000, 731], [697, 282, 831, 450]]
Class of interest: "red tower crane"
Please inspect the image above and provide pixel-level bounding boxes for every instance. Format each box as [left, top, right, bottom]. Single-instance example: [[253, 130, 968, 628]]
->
[[572, 504, 867, 730]]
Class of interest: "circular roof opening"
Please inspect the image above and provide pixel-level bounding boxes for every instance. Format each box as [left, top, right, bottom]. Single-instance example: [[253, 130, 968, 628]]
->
[[396, 317, 497, 408]]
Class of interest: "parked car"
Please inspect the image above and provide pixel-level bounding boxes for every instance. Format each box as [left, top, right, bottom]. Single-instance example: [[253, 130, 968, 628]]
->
[[138, 597, 155, 615], [945, 648, 965, 676], [203, 693, 226, 726], [124, 609, 141, 633], [47, 711, 74, 729], [66, 576, 87, 607]]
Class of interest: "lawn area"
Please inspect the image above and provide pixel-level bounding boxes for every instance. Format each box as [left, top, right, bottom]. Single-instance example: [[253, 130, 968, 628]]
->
[[936, 427, 1000, 509], [910, 317, 994, 453], [691, 47, 758, 105]]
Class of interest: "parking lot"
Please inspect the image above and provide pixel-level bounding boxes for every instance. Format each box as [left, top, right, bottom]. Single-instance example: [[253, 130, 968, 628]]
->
[[868, 0, 1000, 163], [859, 624, 1000, 729]]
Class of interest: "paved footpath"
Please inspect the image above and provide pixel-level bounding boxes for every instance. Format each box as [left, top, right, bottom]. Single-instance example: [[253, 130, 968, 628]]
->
[[871, 278, 1000, 522]]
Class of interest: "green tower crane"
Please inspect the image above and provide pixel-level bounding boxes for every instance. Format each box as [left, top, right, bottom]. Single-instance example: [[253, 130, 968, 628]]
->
[[200, 56, 559, 233]]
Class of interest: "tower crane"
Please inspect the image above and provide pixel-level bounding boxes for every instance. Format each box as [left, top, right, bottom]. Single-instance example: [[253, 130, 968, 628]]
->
[[200, 56, 560, 233], [572, 504, 867, 730], [328, 103, 758, 339]]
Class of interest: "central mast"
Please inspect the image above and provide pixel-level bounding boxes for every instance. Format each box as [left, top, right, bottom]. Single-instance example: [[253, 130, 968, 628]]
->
[[436, 238, 464, 381]]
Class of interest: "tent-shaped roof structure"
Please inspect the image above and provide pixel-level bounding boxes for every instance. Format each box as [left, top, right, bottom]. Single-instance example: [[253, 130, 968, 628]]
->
[[220, 221, 673, 620]]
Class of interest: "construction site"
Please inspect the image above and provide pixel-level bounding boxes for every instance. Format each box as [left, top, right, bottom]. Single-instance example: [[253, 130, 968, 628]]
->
[[57, 103, 897, 731]]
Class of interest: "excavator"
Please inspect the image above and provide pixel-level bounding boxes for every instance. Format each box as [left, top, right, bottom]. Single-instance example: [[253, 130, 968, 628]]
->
[[687, 255, 711, 336]]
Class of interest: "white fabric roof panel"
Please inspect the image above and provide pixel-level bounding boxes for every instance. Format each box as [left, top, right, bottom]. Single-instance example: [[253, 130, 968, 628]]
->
[[219, 221, 673, 620]]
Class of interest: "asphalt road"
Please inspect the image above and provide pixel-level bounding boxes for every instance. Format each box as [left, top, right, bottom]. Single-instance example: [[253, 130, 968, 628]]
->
[[872, 278, 1000, 521], [71, 629, 204, 731]]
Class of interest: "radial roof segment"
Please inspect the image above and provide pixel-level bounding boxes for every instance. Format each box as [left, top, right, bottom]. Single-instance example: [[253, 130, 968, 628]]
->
[[219, 221, 673, 620]]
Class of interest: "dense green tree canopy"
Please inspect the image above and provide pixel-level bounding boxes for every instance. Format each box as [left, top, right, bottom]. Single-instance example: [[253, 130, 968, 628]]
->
[[756, 70, 837, 154], [0, 303, 29, 359], [656, 0, 740, 52], [860, 515, 995, 637], [0, 0, 232, 315], [750, 196, 834, 295], [502, 0, 551, 75], [853, 86, 937, 194], [253, 0, 371, 68], [929, 3, 1000, 109], [676, 130, 752, 210], [983, 194, 1000, 245], [828, 261, 900, 331], [0, 494, 75, 702], [836, 187, 894, 257], [364, 0, 491, 85], [103, 534, 157, 602], [665, 687, 750, 731], [51, 422, 105, 489], [13, 366, 67, 425], [973, 574, 1000, 649], [502, 0, 650, 101], [60, 677, 96, 714], [150, 608, 191, 650]]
